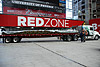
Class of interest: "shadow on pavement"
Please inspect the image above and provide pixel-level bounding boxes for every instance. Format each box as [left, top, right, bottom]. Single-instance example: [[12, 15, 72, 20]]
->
[[79, 38, 99, 41], [20, 39, 99, 43], [86, 39, 98, 41], [21, 40, 63, 43], [94, 48, 100, 52]]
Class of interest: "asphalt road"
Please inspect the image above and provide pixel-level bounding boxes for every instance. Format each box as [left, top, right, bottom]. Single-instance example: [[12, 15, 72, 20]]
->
[[0, 37, 100, 67]]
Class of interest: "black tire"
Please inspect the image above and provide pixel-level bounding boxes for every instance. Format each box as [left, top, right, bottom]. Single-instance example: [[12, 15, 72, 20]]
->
[[5, 37, 12, 43], [13, 37, 21, 43], [73, 35, 78, 41], [63, 38, 66, 41], [66, 36, 72, 42], [62, 35, 66, 41], [94, 35, 99, 40]]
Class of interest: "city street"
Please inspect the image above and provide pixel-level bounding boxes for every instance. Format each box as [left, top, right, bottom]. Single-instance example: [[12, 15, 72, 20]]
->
[[0, 0, 100, 67], [0, 37, 100, 67]]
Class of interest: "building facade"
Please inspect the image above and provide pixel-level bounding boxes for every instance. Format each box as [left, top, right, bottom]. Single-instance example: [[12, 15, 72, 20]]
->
[[66, 0, 73, 19], [72, 0, 100, 24], [0, 0, 2, 13]]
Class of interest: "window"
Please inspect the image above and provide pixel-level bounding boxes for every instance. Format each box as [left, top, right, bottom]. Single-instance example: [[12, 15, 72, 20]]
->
[[90, 27, 93, 30]]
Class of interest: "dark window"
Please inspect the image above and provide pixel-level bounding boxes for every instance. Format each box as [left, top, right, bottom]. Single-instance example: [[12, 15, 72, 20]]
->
[[90, 27, 93, 30]]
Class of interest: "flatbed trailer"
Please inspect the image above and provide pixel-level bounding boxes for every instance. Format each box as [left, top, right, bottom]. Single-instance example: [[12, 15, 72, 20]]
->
[[0, 14, 84, 43], [0, 30, 79, 43]]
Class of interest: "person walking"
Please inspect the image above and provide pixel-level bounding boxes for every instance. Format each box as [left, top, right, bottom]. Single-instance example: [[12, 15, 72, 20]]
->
[[0, 28, 2, 43], [80, 29, 86, 42], [1, 28, 6, 43]]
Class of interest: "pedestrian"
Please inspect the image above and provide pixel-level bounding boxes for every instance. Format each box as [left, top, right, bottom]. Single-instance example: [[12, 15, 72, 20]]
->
[[1, 28, 6, 43], [85, 30, 88, 38], [0, 28, 2, 43], [80, 29, 86, 42]]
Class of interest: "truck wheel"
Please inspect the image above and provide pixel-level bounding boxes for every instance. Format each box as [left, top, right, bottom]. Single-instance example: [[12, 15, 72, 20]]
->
[[13, 37, 20, 43], [62, 35, 66, 41], [5, 37, 12, 43], [66, 36, 72, 42], [73, 35, 78, 41], [94, 35, 99, 40], [63, 38, 66, 41]]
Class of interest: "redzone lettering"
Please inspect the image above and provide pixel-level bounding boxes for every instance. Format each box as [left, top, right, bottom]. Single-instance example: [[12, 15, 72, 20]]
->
[[92, 23, 97, 30], [18, 16, 69, 27]]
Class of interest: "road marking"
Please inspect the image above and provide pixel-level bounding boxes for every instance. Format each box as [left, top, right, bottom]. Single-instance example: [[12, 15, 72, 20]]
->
[[35, 43, 87, 67]]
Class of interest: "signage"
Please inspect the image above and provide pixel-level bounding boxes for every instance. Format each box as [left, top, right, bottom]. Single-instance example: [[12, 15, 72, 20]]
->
[[11, 0, 54, 9], [17, 16, 69, 27], [19, 0, 59, 6], [89, 18, 100, 34], [59, 0, 66, 4], [59, 0, 66, 7], [3, 7, 65, 18], [0, 14, 84, 28], [38, 0, 59, 6], [59, 3, 66, 7]]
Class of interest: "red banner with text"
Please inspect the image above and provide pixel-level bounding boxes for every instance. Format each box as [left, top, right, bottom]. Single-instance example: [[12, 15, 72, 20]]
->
[[0, 14, 84, 28], [3, 7, 65, 18]]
